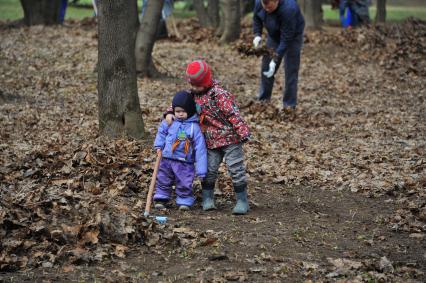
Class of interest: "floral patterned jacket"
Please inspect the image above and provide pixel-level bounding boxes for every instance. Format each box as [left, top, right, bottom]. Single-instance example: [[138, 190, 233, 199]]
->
[[166, 80, 250, 149]]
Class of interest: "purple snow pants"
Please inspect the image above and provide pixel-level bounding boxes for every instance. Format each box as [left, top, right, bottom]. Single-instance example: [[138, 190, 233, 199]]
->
[[153, 158, 195, 206]]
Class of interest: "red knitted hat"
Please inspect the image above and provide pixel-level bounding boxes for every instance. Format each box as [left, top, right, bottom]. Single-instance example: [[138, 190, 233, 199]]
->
[[185, 60, 212, 88]]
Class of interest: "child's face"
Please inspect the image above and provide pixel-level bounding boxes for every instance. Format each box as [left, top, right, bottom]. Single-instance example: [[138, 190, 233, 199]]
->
[[189, 84, 207, 94], [174, 106, 188, 120]]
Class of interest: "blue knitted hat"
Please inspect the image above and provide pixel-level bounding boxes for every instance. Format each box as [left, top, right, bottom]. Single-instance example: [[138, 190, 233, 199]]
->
[[172, 91, 196, 118]]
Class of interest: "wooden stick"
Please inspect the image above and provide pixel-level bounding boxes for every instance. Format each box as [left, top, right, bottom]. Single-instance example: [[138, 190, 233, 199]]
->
[[144, 150, 162, 217]]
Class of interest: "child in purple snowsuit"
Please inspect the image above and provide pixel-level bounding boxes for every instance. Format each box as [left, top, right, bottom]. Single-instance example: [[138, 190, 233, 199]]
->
[[153, 91, 207, 210]]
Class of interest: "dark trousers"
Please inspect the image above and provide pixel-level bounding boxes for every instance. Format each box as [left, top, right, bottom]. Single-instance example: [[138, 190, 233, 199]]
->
[[258, 32, 303, 108]]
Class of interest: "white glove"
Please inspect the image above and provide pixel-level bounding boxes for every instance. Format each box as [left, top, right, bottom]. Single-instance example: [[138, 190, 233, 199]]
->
[[253, 36, 262, 49], [263, 60, 276, 78]]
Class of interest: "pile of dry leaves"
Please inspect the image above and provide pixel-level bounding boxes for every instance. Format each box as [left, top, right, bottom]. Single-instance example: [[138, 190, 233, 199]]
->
[[1, 139, 156, 270], [305, 18, 426, 77]]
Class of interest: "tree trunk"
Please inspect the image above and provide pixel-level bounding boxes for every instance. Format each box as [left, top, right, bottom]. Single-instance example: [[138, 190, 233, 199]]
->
[[20, 0, 61, 26], [97, 0, 146, 139], [303, 0, 322, 29], [375, 0, 386, 23], [220, 0, 241, 43], [208, 0, 220, 28], [193, 0, 220, 28], [135, 0, 164, 77]]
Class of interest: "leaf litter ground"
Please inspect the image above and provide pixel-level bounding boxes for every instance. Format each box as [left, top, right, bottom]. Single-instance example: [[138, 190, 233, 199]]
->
[[0, 18, 425, 282]]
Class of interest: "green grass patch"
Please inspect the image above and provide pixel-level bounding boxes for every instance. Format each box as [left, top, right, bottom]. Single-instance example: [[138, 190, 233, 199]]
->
[[65, 6, 95, 19], [1, 0, 22, 21], [323, 4, 426, 21]]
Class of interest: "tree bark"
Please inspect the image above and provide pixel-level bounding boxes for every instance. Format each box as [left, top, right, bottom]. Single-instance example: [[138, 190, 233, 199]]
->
[[193, 0, 220, 28], [375, 0, 386, 23], [20, 0, 61, 26], [208, 0, 220, 28], [135, 0, 164, 78], [302, 0, 322, 29], [220, 0, 241, 43], [97, 0, 146, 139]]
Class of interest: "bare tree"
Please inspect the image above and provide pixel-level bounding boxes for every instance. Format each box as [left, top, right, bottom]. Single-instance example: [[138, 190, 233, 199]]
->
[[135, 0, 164, 77], [97, 0, 146, 139], [375, 0, 387, 23], [220, 0, 241, 43], [193, 0, 220, 28], [300, 0, 322, 29], [20, 0, 61, 25]]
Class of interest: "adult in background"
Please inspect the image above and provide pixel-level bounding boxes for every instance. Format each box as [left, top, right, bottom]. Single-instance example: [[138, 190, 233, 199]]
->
[[141, 0, 174, 39], [253, 0, 305, 114], [339, 0, 371, 27]]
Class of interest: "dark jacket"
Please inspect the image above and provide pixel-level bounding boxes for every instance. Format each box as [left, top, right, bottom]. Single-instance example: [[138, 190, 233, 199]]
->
[[253, 0, 305, 60]]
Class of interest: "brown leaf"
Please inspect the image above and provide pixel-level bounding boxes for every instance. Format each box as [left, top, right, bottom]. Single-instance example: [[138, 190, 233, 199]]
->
[[114, 244, 128, 258], [62, 265, 74, 273], [200, 237, 218, 246], [81, 230, 99, 245]]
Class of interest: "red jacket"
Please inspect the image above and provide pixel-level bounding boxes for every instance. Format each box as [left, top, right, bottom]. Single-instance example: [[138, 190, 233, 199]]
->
[[167, 81, 250, 149]]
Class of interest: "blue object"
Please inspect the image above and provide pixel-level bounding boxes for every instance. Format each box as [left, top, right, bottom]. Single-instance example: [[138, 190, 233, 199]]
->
[[59, 0, 68, 23], [154, 115, 207, 177], [154, 158, 197, 207], [202, 188, 216, 211], [340, 7, 352, 28], [155, 216, 168, 224], [232, 190, 249, 215]]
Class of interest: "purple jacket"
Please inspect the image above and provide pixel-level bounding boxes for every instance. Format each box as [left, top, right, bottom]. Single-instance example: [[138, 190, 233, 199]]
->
[[154, 114, 207, 177]]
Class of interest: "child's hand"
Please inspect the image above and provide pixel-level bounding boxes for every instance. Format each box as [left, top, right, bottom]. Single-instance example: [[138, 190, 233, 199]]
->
[[165, 114, 175, 125]]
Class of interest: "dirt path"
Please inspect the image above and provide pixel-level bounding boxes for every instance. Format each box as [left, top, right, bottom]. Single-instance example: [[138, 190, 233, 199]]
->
[[1, 20, 425, 282], [134, 185, 424, 282], [4, 186, 424, 282]]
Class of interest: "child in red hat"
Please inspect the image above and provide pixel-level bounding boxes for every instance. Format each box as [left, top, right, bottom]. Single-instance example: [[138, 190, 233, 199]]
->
[[165, 60, 251, 214]]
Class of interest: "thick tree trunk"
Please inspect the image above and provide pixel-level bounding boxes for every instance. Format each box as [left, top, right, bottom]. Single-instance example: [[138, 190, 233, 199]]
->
[[302, 0, 322, 29], [208, 0, 220, 28], [135, 0, 164, 78], [220, 0, 241, 43], [20, 0, 61, 26], [193, 0, 220, 28], [375, 0, 386, 23], [97, 0, 146, 139]]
